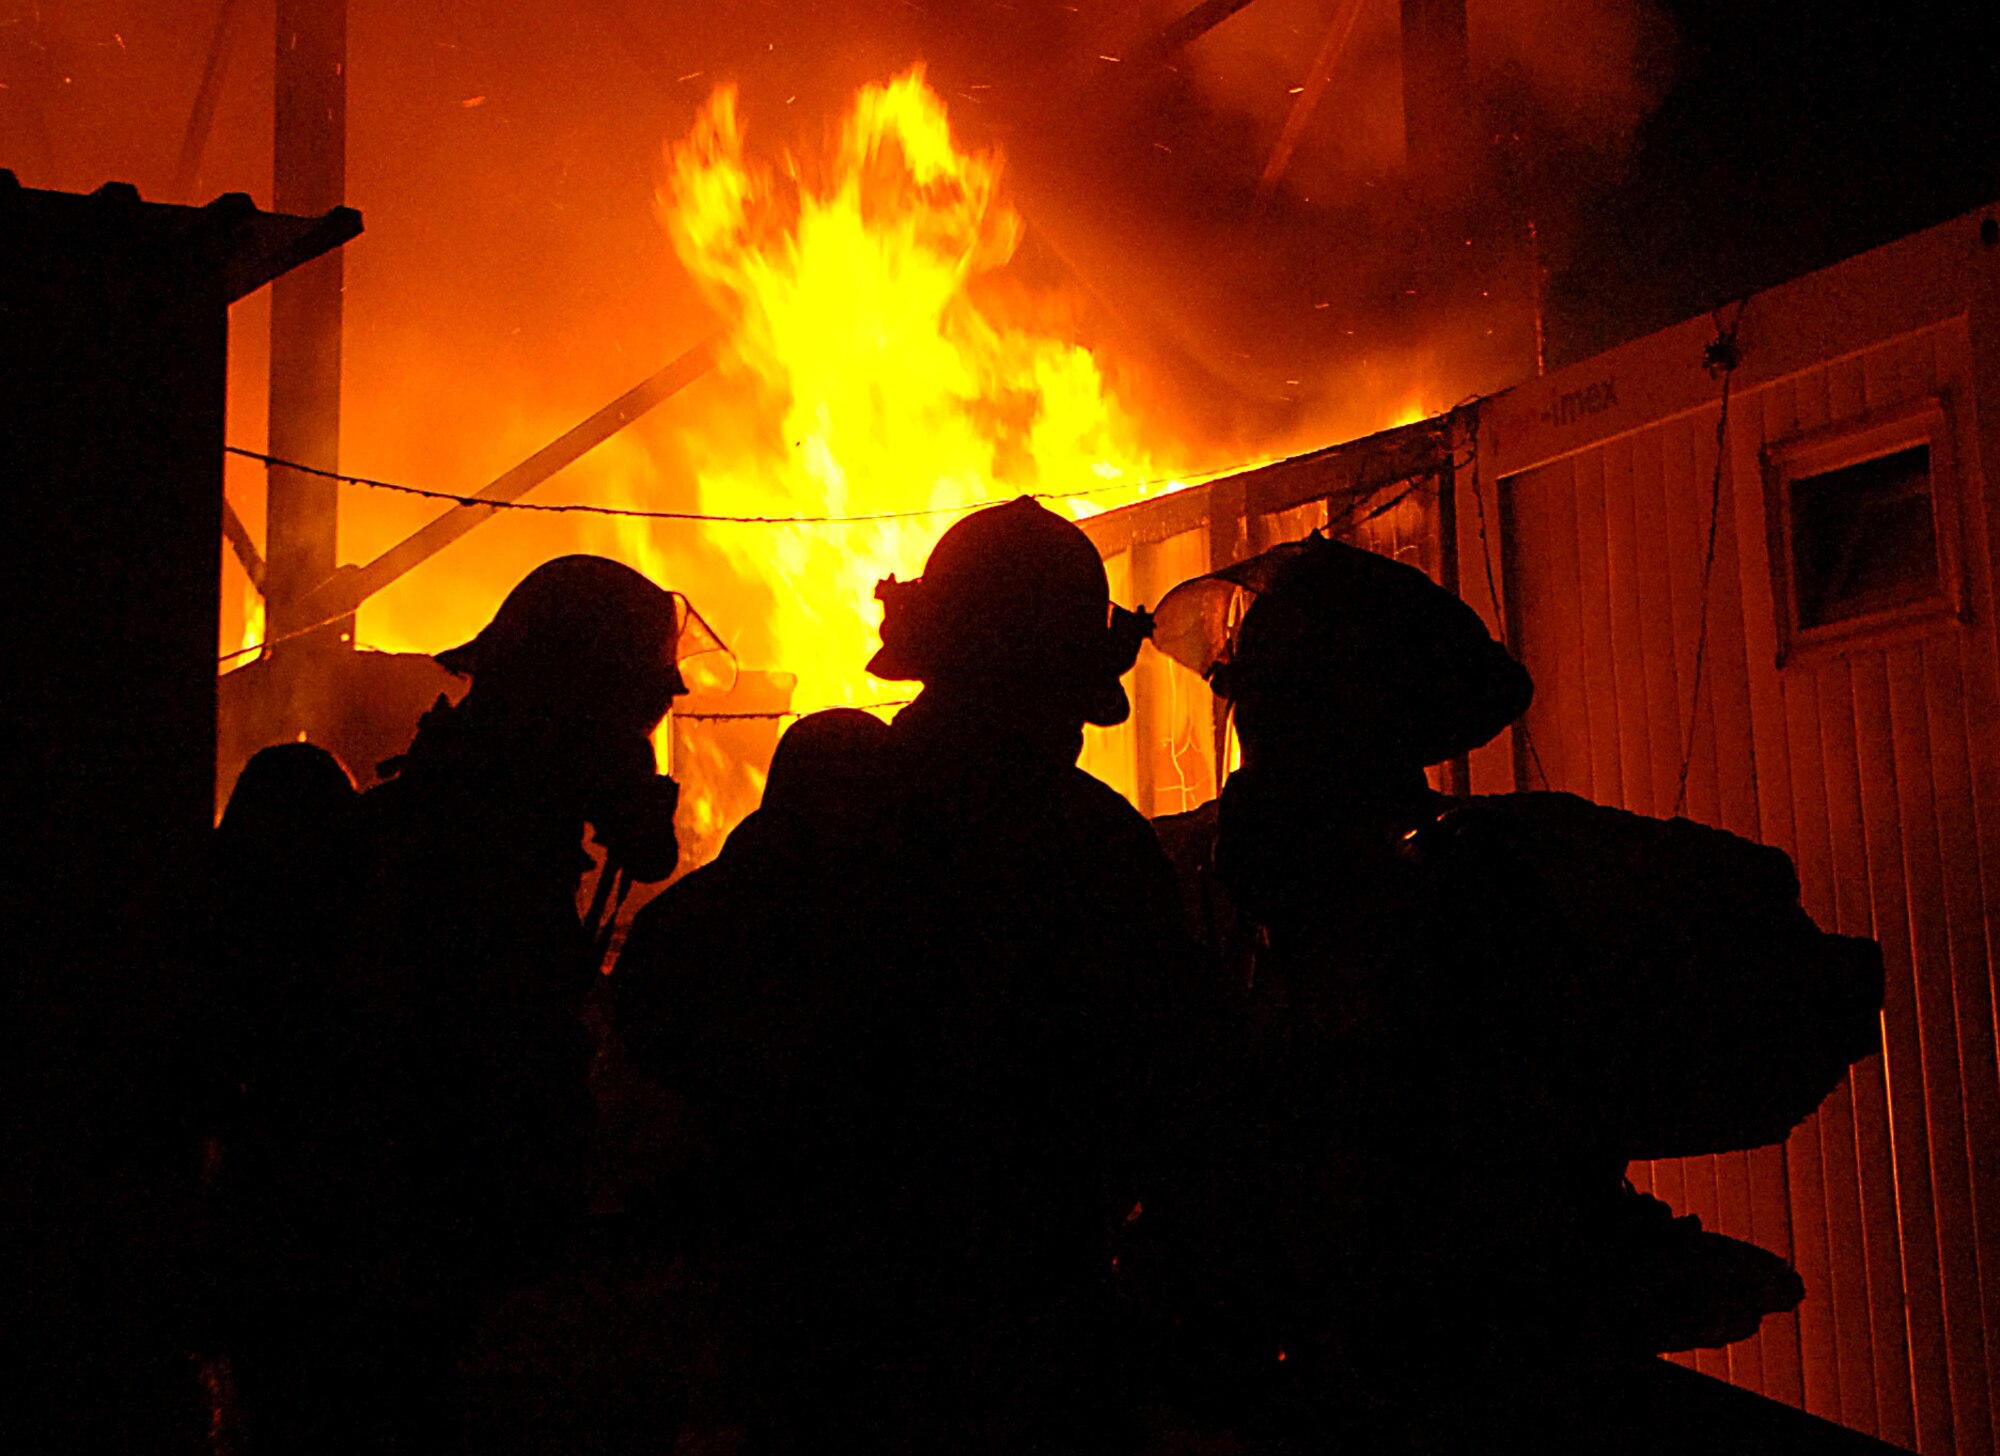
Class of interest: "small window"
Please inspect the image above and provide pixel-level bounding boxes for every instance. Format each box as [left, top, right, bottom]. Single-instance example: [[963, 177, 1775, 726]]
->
[[1764, 398, 1961, 665], [1790, 444, 1940, 628]]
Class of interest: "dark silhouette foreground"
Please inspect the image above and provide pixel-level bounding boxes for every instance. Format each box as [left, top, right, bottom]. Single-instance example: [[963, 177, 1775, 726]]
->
[[215, 557, 697, 1452], [616, 500, 1239, 1454], [1153, 532, 1887, 1449], [195, 530, 1897, 1454]]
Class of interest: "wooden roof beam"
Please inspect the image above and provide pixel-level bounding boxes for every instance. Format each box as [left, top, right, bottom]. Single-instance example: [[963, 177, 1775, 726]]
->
[[1253, 0, 1369, 210], [170, 0, 245, 201], [1128, 0, 1265, 68], [285, 332, 720, 632], [221, 494, 266, 592]]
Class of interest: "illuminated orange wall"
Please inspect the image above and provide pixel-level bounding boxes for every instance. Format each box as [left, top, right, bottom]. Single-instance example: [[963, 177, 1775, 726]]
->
[[1467, 205, 2000, 1454], [1093, 201, 2000, 1451]]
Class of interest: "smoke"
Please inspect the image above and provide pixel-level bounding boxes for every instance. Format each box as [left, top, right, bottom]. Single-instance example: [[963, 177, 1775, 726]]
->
[[935, 0, 1679, 446], [1474, 0, 1676, 147], [1180, 0, 1675, 190]]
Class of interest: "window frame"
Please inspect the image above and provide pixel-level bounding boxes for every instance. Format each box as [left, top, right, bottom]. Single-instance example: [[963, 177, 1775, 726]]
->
[[1761, 395, 1965, 667]]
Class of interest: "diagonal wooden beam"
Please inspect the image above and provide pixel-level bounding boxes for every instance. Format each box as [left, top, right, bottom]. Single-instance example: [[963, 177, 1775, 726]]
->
[[1128, 0, 1265, 67], [286, 332, 720, 630], [221, 493, 266, 592], [1253, 0, 1370, 210], [171, 0, 245, 201]]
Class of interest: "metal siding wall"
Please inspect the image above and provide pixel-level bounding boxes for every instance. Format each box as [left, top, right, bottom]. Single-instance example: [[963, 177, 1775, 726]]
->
[[1505, 318, 2000, 1453]]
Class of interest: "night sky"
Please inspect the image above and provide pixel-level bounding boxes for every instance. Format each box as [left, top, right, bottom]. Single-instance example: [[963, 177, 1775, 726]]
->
[[1551, 1, 2000, 362]]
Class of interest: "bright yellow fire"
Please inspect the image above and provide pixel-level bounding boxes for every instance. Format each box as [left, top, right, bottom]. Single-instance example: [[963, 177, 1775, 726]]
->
[[238, 580, 265, 660], [648, 66, 1185, 716]]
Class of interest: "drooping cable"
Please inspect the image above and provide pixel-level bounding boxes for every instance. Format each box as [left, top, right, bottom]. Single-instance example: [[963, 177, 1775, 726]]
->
[[1673, 299, 1749, 816], [1462, 400, 1550, 789], [222, 445, 1265, 525]]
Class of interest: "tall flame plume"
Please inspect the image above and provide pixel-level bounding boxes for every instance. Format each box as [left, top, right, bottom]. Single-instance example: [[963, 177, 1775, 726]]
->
[[634, 66, 1186, 716]]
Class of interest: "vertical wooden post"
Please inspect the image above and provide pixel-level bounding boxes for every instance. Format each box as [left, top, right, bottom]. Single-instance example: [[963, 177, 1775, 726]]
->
[[265, 0, 347, 653]]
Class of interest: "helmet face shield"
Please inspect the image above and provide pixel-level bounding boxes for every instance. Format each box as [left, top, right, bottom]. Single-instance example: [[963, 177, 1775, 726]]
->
[[1149, 576, 1255, 686], [1149, 535, 1326, 690], [1149, 531, 1533, 766], [435, 556, 736, 719], [669, 593, 738, 697]]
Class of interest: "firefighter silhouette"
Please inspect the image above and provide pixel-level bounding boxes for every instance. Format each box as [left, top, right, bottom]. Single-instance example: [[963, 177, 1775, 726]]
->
[[223, 556, 724, 1453], [1150, 531, 1884, 1445], [614, 498, 1234, 1455]]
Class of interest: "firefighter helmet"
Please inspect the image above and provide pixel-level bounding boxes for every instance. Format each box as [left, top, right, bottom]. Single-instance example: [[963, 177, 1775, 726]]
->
[[1152, 531, 1529, 765], [867, 497, 1150, 727], [435, 554, 734, 713]]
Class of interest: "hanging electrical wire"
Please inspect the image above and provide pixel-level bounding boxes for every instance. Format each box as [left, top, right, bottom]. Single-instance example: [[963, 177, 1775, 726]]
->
[[217, 439, 1450, 666], [1457, 399, 1551, 790], [1674, 298, 1748, 816], [221, 445, 1270, 524]]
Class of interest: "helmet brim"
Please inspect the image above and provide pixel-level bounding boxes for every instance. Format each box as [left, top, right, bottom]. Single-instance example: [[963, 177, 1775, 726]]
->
[[436, 586, 736, 698]]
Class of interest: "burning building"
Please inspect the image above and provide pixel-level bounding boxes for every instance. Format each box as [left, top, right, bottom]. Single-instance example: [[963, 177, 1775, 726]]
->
[[8, 0, 1997, 1449], [142, 0, 1571, 864]]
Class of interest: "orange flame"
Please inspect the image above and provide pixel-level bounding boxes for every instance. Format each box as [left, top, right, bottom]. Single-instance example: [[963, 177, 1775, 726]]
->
[[647, 66, 1185, 715], [335, 69, 1221, 864]]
